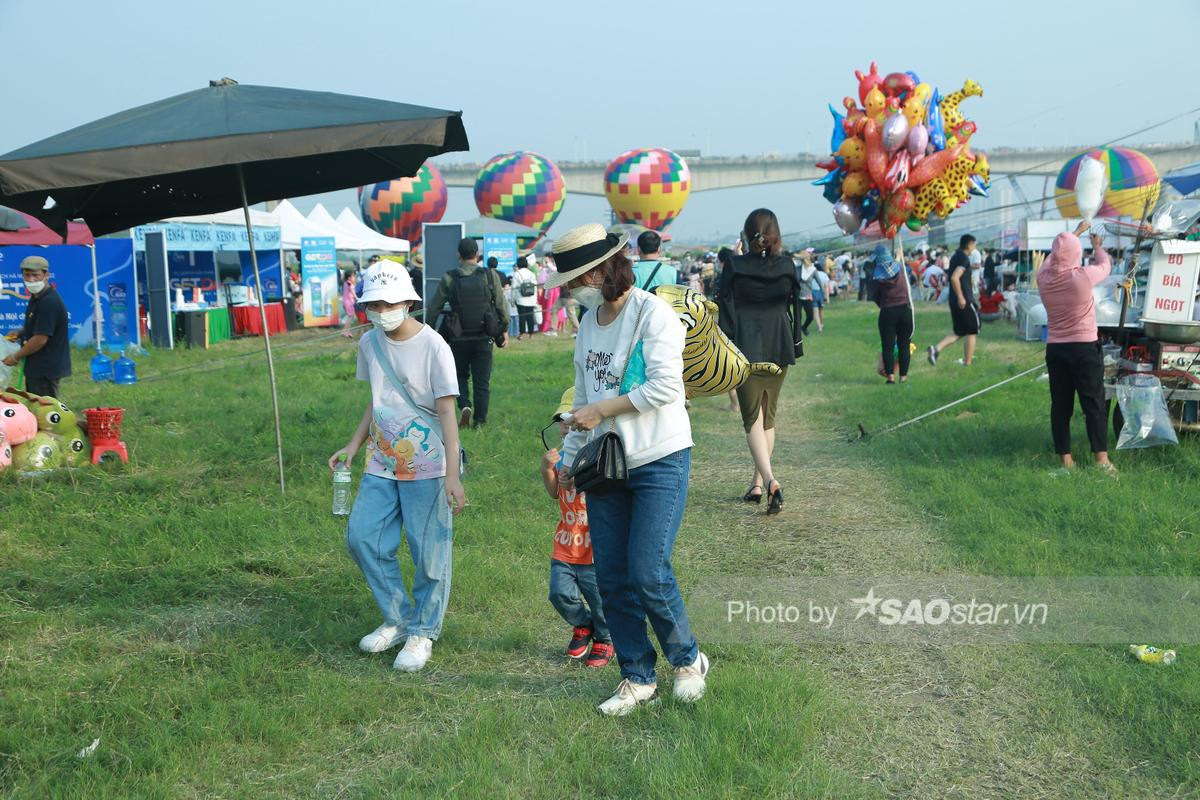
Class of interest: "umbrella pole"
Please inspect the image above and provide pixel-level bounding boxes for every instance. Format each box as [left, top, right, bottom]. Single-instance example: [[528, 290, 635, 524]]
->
[[237, 165, 286, 495], [90, 244, 103, 352]]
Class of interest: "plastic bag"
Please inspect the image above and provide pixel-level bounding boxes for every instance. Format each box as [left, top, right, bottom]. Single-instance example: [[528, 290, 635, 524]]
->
[[1075, 156, 1106, 222], [619, 341, 646, 394], [1116, 374, 1179, 450], [0, 338, 18, 388]]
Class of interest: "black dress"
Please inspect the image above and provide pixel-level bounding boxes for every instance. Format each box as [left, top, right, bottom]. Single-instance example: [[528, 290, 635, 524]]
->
[[716, 251, 802, 367]]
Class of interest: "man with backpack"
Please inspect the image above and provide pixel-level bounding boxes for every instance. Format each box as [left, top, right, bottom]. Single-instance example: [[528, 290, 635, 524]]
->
[[511, 256, 540, 340], [632, 230, 678, 291], [428, 238, 509, 429]]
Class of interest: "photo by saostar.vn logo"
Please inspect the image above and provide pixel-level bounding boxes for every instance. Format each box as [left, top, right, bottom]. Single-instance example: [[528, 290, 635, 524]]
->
[[849, 587, 1048, 626]]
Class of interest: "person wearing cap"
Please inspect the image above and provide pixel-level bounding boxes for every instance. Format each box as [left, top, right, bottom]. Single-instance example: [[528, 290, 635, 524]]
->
[[539, 387, 613, 668], [632, 230, 677, 292], [870, 243, 914, 384], [330, 260, 466, 673], [427, 238, 508, 428], [550, 222, 708, 716], [3, 256, 70, 399]]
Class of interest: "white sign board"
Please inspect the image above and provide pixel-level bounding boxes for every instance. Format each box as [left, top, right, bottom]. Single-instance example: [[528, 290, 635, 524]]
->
[[1144, 240, 1200, 322]]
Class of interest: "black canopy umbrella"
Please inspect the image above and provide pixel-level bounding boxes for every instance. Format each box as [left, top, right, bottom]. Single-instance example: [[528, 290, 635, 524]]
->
[[0, 79, 469, 493]]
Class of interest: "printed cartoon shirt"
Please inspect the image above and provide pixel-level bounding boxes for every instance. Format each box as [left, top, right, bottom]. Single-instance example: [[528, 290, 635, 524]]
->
[[356, 327, 458, 481], [552, 483, 592, 565]]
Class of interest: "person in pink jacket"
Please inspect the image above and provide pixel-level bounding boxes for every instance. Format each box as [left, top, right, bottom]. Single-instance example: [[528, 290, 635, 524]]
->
[[1035, 222, 1115, 473]]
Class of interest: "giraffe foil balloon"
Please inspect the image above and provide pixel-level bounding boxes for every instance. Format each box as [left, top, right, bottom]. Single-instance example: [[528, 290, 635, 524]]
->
[[814, 66, 985, 237]]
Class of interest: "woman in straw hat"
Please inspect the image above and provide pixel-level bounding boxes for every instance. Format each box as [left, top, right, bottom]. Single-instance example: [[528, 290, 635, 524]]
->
[[549, 223, 709, 716]]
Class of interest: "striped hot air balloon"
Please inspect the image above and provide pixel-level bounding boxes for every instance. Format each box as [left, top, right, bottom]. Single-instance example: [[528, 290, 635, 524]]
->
[[1054, 147, 1160, 220], [604, 148, 691, 231], [473, 152, 566, 239], [360, 163, 448, 247]]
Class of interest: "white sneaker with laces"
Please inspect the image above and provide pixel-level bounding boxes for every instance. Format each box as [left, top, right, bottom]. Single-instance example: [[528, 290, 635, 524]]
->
[[597, 679, 658, 716], [358, 623, 405, 653], [673, 652, 710, 702], [393, 635, 433, 672]]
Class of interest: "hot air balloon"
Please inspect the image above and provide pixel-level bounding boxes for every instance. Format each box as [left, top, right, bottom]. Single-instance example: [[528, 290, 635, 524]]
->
[[1054, 146, 1160, 220], [360, 163, 448, 247], [473, 152, 566, 239], [604, 148, 691, 231]]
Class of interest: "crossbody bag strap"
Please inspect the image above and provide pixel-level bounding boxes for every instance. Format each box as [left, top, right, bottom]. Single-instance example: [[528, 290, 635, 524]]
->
[[602, 300, 650, 434], [369, 330, 444, 438], [640, 261, 664, 291]]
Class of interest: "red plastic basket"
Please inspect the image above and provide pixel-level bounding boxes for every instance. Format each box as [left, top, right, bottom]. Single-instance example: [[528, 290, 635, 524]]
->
[[84, 407, 124, 445]]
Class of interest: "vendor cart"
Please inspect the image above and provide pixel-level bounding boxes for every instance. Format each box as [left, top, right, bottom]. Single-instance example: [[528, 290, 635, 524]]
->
[[1100, 238, 1200, 437]]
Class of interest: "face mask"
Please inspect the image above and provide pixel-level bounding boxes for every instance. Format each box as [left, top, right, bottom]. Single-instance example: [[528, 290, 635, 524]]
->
[[366, 307, 408, 331], [24, 280, 45, 295], [570, 286, 604, 309]]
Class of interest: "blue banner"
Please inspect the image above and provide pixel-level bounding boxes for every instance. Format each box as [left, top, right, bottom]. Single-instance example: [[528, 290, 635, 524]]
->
[[131, 221, 281, 252], [483, 233, 518, 274], [301, 237, 338, 327], [240, 251, 283, 299], [0, 240, 138, 349]]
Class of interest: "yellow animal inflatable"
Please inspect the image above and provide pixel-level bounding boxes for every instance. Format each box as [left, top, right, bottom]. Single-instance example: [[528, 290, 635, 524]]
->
[[652, 284, 782, 398]]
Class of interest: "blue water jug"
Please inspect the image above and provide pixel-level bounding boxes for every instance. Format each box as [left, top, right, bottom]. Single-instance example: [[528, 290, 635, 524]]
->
[[90, 352, 114, 382], [113, 355, 138, 385]]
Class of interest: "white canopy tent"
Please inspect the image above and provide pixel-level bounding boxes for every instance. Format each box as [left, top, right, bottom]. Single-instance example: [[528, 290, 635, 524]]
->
[[334, 207, 410, 253], [307, 203, 395, 251], [274, 199, 339, 249]]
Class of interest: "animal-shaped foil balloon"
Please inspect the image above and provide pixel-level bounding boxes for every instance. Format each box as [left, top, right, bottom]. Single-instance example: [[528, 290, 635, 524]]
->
[[12, 431, 63, 472], [1, 398, 37, 446], [652, 284, 782, 399], [0, 430, 11, 470], [59, 427, 92, 468], [28, 395, 77, 435]]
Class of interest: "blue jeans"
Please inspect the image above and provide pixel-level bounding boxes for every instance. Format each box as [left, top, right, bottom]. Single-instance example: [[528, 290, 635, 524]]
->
[[508, 315, 519, 338], [549, 559, 610, 641], [345, 474, 453, 639], [585, 448, 697, 685]]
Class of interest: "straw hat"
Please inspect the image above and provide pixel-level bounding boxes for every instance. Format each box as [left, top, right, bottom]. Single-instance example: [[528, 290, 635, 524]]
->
[[546, 223, 628, 289]]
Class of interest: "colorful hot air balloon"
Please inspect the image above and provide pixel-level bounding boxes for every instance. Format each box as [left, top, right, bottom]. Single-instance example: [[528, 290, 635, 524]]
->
[[1054, 146, 1160, 220], [604, 148, 691, 231], [474, 152, 566, 238], [361, 163, 448, 247]]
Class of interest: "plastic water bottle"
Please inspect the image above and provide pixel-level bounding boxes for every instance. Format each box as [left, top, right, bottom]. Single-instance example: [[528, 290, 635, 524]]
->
[[113, 352, 138, 385], [332, 465, 353, 516]]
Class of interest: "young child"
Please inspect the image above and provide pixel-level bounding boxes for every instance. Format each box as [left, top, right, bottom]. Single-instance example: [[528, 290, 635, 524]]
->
[[329, 260, 466, 673], [540, 388, 613, 668]]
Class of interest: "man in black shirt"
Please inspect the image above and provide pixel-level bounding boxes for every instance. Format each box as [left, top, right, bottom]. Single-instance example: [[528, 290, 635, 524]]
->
[[927, 234, 980, 366], [2, 256, 71, 398]]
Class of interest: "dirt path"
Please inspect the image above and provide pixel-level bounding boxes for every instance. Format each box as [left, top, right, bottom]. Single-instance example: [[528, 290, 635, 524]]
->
[[684, 389, 1179, 799]]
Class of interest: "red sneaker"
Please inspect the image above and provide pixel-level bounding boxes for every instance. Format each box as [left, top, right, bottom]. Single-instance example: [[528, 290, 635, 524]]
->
[[584, 640, 614, 668], [566, 626, 593, 659]]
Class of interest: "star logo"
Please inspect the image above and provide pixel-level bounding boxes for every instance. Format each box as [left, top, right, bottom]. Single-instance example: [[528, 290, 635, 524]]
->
[[851, 587, 884, 620]]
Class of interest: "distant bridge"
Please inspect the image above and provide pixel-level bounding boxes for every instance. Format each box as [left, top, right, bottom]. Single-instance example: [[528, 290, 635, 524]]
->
[[438, 143, 1200, 196]]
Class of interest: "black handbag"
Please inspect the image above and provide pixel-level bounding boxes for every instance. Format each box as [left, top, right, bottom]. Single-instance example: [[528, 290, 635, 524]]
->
[[568, 303, 648, 495]]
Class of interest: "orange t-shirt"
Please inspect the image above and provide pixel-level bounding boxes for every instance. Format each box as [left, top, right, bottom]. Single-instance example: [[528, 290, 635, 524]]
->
[[551, 484, 592, 565]]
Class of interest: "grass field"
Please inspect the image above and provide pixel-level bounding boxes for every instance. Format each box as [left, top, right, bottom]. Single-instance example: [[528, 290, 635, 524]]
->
[[1, 301, 1197, 798]]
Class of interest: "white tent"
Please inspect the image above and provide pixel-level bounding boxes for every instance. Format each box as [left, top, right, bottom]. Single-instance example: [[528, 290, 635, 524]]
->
[[307, 203, 383, 251], [334, 207, 410, 253], [275, 199, 339, 249], [167, 208, 279, 228]]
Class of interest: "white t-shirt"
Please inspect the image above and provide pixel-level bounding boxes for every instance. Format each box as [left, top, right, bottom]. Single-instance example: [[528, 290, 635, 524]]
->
[[513, 267, 540, 307], [356, 327, 458, 481], [923, 264, 945, 286], [564, 289, 692, 470]]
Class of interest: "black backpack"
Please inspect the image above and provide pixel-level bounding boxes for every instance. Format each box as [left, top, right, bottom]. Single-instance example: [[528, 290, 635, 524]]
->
[[518, 270, 537, 297], [441, 268, 503, 339]]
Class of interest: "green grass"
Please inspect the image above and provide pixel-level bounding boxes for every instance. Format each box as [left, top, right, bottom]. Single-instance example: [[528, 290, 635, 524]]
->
[[2, 304, 1197, 797], [803, 300, 1200, 788], [0, 330, 859, 799]]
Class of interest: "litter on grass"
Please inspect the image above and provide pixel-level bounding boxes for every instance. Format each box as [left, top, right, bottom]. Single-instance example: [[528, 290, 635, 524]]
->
[[77, 737, 100, 758]]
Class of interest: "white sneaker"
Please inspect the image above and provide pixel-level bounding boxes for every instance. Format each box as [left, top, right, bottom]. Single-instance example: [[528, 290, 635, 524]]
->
[[597, 679, 658, 716], [358, 623, 404, 653], [673, 652, 710, 702], [393, 635, 433, 672]]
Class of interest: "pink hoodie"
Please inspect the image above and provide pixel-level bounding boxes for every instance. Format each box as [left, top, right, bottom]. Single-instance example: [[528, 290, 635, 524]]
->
[[1036, 232, 1111, 344]]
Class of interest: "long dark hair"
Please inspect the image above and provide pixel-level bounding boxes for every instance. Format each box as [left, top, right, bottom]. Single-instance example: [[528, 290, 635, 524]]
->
[[743, 208, 782, 258]]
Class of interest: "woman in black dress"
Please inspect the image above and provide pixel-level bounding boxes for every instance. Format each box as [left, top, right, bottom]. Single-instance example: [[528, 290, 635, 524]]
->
[[716, 209, 802, 515]]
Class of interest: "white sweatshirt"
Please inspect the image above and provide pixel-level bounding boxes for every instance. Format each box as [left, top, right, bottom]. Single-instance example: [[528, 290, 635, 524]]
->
[[564, 288, 692, 469]]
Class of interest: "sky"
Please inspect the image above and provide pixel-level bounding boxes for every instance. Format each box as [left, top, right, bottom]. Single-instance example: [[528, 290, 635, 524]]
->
[[2, 0, 1198, 244]]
